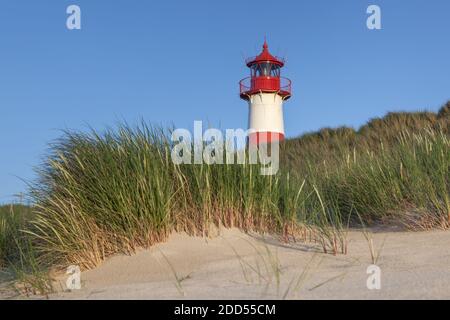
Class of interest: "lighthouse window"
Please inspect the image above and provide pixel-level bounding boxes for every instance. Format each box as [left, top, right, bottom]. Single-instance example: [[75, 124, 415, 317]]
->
[[260, 63, 271, 77], [252, 63, 280, 77], [251, 64, 259, 77], [252, 64, 262, 77], [270, 66, 280, 77]]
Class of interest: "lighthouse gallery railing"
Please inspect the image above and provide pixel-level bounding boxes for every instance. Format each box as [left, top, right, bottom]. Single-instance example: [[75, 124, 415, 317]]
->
[[239, 77, 291, 96]]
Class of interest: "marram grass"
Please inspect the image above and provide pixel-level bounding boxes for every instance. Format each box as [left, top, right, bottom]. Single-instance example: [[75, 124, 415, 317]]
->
[[27, 125, 312, 269], [0, 103, 448, 276], [25, 123, 449, 269], [0, 204, 32, 268]]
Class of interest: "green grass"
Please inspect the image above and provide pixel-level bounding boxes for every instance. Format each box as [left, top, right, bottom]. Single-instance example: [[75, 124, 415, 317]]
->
[[0, 204, 32, 268], [0, 101, 448, 288], [0, 204, 52, 297], [27, 125, 310, 269], [281, 103, 449, 229]]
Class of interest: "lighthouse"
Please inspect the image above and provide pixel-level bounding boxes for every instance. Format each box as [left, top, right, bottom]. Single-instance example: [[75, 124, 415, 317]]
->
[[239, 40, 291, 146]]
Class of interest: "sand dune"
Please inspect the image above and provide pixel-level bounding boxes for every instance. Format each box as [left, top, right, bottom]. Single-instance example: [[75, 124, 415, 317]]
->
[[46, 228, 450, 300]]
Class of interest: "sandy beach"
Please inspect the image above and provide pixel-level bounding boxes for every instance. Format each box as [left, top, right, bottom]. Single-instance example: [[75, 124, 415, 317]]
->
[[42, 228, 450, 300]]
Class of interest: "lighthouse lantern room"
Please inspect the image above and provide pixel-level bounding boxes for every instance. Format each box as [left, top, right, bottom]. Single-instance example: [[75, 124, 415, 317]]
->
[[239, 40, 291, 145]]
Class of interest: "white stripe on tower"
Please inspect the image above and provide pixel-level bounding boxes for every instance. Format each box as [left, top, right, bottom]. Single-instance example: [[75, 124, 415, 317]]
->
[[248, 92, 285, 137]]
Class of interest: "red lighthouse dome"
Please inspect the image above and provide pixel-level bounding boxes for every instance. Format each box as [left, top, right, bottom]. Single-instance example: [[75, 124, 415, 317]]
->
[[240, 40, 291, 101], [247, 40, 284, 67]]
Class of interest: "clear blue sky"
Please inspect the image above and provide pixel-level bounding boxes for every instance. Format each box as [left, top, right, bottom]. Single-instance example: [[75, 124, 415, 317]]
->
[[0, 0, 449, 202]]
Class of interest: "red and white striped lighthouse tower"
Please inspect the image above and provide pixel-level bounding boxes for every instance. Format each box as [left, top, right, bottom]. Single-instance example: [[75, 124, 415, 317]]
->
[[239, 40, 291, 146]]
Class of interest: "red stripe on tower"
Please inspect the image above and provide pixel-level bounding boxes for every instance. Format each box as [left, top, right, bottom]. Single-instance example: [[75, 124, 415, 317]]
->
[[248, 132, 285, 145]]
